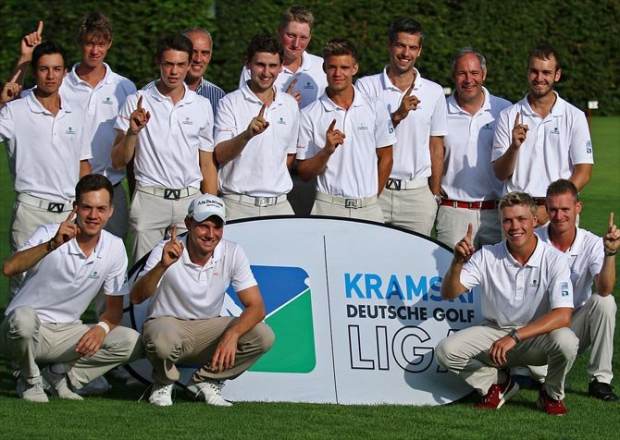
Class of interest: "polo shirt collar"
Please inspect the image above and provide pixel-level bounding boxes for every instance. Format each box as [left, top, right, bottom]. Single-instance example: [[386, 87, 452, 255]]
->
[[320, 87, 365, 112], [68, 63, 113, 87], [181, 236, 224, 269], [26, 89, 73, 115], [283, 51, 312, 74], [381, 67, 423, 93], [67, 233, 105, 260], [148, 81, 193, 104], [240, 82, 278, 105], [504, 235, 543, 268], [447, 86, 492, 115], [538, 224, 583, 257], [520, 91, 566, 118]]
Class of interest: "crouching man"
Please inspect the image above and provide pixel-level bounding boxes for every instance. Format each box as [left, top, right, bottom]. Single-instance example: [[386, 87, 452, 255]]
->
[[130, 194, 274, 407], [0, 174, 142, 403], [435, 192, 578, 415]]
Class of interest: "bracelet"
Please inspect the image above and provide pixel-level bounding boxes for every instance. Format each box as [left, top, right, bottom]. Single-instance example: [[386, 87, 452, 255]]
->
[[96, 321, 110, 335], [509, 328, 521, 344], [605, 250, 617, 257], [46, 240, 57, 253]]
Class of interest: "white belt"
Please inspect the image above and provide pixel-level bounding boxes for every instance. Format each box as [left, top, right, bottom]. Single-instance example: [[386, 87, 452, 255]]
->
[[137, 185, 200, 200], [315, 192, 377, 209], [224, 194, 288, 207], [17, 193, 73, 213], [385, 176, 428, 191]]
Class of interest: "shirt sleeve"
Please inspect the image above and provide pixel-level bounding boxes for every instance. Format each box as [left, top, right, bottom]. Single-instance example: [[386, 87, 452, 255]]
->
[[459, 249, 484, 290], [0, 104, 15, 142], [287, 106, 301, 154], [491, 107, 512, 162], [547, 253, 575, 310], [136, 238, 166, 280], [355, 77, 374, 99], [103, 240, 128, 296], [588, 236, 605, 278], [198, 98, 215, 152], [430, 92, 448, 136], [78, 112, 93, 161], [239, 67, 250, 88], [296, 107, 321, 160], [114, 93, 138, 133], [374, 99, 397, 149], [213, 95, 237, 144], [231, 245, 257, 292], [569, 110, 594, 165]]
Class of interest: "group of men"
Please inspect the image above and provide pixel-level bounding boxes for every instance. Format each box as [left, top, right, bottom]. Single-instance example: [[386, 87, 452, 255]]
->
[[0, 5, 616, 414]]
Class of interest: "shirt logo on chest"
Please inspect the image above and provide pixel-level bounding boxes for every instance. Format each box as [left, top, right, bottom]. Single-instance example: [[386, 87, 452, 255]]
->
[[88, 270, 100, 280], [482, 123, 494, 130], [357, 123, 369, 131], [550, 127, 560, 135], [65, 126, 77, 135], [182, 117, 194, 125], [276, 117, 287, 125], [102, 97, 113, 105]]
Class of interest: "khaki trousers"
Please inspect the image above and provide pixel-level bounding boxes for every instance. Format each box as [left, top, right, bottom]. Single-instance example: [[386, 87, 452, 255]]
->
[[436, 205, 502, 249], [0, 306, 143, 388], [378, 185, 437, 235], [311, 194, 384, 223], [436, 323, 578, 400], [222, 195, 294, 221], [142, 316, 274, 385], [104, 182, 129, 239]]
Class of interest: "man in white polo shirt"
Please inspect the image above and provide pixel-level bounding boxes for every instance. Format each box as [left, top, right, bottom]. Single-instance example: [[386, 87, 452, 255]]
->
[[130, 194, 274, 407], [296, 38, 395, 222], [436, 48, 511, 248], [436, 192, 578, 415], [356, 17, 447, 235], [1, 41, 91, 294], [535, 179, 619, 401], [214, 34, 299, 220], [238, 5, 326, 109], [492, 44, 593, 225], [112, 33, 217, 262], [0, 174, 142, 403]]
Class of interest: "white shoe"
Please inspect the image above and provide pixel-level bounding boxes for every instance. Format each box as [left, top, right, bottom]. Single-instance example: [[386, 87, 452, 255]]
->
[[149, 383, 173, 407], [187, 380, 232, 407], [76, 375, 111, 396], [21, 378, 49, 403], [42, 369, 83, 401]]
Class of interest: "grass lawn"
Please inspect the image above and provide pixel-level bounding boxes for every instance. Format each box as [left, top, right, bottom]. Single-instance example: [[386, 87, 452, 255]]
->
[[0, 117, 619, 439]]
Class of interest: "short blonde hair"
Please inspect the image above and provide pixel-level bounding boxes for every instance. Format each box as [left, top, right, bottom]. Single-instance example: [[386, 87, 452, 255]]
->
[[279, 5, 315, 30], [499, 192, 537, 216]]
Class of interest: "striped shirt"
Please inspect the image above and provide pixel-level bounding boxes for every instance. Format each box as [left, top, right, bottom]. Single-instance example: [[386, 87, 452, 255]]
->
[[195, 78, 226, 116]]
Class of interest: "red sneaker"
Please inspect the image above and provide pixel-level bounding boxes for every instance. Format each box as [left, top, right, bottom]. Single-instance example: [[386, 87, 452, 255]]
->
[[537, 389, 568, 416], [475, 376, 520, 409]]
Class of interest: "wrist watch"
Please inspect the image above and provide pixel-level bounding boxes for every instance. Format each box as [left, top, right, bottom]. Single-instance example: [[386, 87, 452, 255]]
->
[[509, 328, 521, 343]]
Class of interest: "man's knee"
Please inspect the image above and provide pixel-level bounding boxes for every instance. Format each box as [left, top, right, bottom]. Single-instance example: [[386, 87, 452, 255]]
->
[[244, 323, 275, 354], [104, 327, 143, 362], [7, 307, 39, 341], [435, 336, 457, 370], [589, 294, 617, 320], [143, 321, 182, 360], [547, 327, 579, 360]]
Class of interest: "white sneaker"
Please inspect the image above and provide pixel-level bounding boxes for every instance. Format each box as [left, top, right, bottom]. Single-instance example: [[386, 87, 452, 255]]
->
[[21, 378, 49, 403], [76, 375, 112, 396], [42, 369, 83, 401], [149, 383, 173, 407], [187, 380, 232, 407]]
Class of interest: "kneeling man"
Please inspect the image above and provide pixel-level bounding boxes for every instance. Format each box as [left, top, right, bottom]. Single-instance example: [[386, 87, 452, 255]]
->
[[1, 174, 142, 403], [436, 192, 578, 415], [131, 194, 274, 407]]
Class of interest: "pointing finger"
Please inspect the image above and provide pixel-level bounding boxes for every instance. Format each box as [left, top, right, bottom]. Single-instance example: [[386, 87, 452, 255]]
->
[[405, 81, 415, 97], [9, 70, 20, 84], [36, 20, 44, 37], [136, 95, 143, 110], [514, 111, 520, 127], [328, 118, 337, 132], [465, 223, 473, 241], [609, 212, 615, 230], [258, 103, 266, 118], [66, 206, 78, 223], [286, 78, 298, 93], [170, 225, 177, 242]]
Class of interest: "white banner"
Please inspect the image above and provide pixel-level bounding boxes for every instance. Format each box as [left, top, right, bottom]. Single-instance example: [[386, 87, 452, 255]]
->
[[122, 217, 481, 405]]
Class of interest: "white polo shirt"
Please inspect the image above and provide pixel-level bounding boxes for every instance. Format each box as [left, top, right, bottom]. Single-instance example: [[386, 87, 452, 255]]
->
[[460, 238, 574, 327], [215, 85, 300, 197], [537, 225, 604, 310], [239, 51, 327, 109], [114, 82, 214, 189], [142, 236, 257, 320], [297, 89, 397, 199], [62, 63, 136, 186], [5, 225, 127, 323], [491, 93, 593, 197], [442, 88, 511, 201], [356, 68, 448, 180], [0, 91, 91, 203]]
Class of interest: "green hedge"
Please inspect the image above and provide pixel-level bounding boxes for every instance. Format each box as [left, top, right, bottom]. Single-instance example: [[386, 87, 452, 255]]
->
[[1, 0, 618, 114]]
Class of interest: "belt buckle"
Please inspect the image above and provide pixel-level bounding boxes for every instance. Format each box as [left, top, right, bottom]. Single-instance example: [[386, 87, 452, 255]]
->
[[451, 201, 458, 209], [164, 189, 181, 200], [254, 197, 270, 207], [47, 202, 64, 213], [345, 198, 362, 209], [386, 178, 402, 191]]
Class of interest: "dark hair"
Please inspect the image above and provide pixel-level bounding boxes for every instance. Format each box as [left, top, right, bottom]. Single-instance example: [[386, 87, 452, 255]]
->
[[323, 38, 358, 62], [75, 174, 114, 204], [388, 17, 423, 45], [546, 179, 579, 200], [529, 43, 561, 70], [279, 5, 315, 30], [78, 11, 112, 44], [32, 41, 66, 69], [155, 34, 193, 63], [246, 34, 284, 64]]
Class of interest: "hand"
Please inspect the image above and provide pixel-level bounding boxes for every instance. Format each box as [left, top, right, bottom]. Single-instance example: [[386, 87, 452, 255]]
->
[[393, 82, 420, 121], [286, 78, 302, 104], [50, 208, 80, 249], [325, 119, 345, 154], [211, 330, 239, 373], [161, 225, 183, 268], [604, 212, 620, 254], [128, 95, 150, 135], [510, 112, 528, 149], [489, 334, 517, 367], [454, 223, 475, 263], [1, 71, 22, 104], [20, 21, 43, 61], [246, 104, 269, 138], [75, 325, 106, 357]]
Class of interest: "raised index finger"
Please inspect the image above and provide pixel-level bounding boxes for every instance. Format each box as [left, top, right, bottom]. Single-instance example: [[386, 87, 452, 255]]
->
[[136, 95, 143, 110], [465, 223, 473, 241], [328, 118, 337, 132], [36, 20, 44, 37], [514, 111, 520, 127], [170, 225, 177, 242], [405, 81, 415, 97], [66, 206, 78, 223], [609, 212, 615, 229], [258, 103, 266, 118], [286, 78, 298, 93], [9, 70, 20, 84]]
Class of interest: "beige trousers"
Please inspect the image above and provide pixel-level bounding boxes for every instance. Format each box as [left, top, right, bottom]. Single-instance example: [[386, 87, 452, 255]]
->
[[222, 195, 294, 221], [311, 193, 384, 223], [378, 185, 437, 235], [0, 306, 143, 388], [436, 322, 578, 400], [104, 182, 129, 239], [436, 205, 502, 249], [142, 316, 274, 385]]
